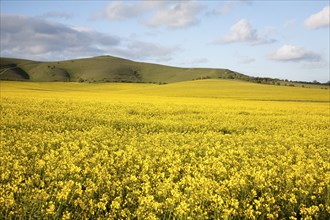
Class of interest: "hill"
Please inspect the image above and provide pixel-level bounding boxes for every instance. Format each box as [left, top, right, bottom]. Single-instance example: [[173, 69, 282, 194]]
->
[[0, 56, 250, 83]]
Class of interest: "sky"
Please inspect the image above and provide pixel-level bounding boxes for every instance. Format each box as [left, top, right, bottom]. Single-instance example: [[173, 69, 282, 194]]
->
[[1, 0, 329, 82]]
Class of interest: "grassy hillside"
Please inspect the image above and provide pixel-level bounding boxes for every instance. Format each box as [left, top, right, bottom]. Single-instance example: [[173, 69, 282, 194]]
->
[[0, 56, 247, 83]]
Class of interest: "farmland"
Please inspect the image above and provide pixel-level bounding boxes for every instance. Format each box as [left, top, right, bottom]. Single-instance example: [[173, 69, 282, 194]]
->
[[1, 80, 329, 219]]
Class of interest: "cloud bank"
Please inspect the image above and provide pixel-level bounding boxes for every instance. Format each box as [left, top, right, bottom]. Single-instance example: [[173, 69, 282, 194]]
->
[[0, 14, 119, 59], [0, 14, 178, 61]]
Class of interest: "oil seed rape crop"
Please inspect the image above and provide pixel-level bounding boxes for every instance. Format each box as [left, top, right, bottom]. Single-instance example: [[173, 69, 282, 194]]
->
[[0, 81, 329, 219]]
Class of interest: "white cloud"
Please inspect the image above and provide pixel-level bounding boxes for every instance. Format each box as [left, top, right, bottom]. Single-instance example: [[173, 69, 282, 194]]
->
[[95, 1, 205, 29], [269, 45, 322, 62], [222, 19, 256, 42], [95, 1, 170, 20], [96, 2, 146, 20], [219, 19, 275, 45], [304, 6, 330, 29], [146, 1, 206, 29]]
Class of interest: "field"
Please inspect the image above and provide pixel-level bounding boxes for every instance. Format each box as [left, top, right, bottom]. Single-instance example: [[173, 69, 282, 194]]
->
[[1, 80, 329, 219]]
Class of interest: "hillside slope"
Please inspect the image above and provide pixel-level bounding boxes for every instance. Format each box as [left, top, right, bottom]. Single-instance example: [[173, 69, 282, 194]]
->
[[0, 56, 248, 83]]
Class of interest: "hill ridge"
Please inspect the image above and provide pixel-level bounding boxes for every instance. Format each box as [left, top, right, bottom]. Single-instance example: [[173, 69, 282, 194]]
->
[[0, 56, 249, 84], [1, 56, 329, 86]]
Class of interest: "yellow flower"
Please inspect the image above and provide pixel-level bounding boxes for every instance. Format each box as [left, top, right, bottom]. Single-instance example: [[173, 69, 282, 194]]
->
[[46, 202, 55, 215]]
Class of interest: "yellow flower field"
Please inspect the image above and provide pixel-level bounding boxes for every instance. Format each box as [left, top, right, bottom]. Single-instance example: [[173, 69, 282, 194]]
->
[[1, 80, 329, 219]]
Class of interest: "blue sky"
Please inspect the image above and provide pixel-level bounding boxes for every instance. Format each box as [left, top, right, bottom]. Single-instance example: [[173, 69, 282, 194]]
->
[[1, 0, 329, 82]]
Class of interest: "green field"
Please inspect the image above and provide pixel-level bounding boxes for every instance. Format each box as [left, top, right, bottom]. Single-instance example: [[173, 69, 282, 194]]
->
[[1, 80, 329, 219]]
